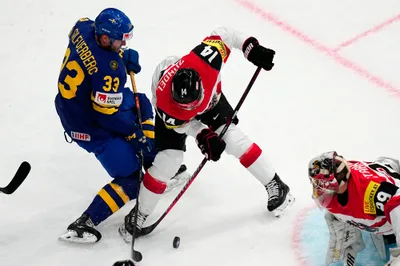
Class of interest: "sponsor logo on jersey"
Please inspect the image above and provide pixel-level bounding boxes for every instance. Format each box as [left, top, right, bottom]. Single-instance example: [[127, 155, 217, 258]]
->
[[95, 92, 123, 106], [71, 131, 91, 141], [203, 39, 228, 61], [364, 181, 380, 214]]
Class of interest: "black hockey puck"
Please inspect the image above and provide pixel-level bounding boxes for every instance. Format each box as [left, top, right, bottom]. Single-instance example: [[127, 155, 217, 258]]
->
[[113, 259, 135, 266], [173, 236, 180, 249]]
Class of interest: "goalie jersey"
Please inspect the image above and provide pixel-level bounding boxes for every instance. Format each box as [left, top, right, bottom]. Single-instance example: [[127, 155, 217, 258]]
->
[[326, 160, 400, 235]]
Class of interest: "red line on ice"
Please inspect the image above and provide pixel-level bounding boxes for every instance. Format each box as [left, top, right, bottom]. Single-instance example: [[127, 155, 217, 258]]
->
[[333, 14, 400, 52], [291, 206, 315, 266], [235, 0, 400, 98]]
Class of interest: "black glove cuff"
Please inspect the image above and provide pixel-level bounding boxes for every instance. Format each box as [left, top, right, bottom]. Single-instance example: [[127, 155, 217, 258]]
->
[[242, 37, 259, 59]]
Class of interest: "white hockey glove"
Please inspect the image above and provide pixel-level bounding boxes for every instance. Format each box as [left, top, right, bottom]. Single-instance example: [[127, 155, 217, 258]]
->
[[385, 247, 400, 266], [325, 212, 365, 266]]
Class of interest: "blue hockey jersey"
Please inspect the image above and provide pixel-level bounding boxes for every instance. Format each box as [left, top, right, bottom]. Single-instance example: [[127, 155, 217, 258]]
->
[[55, 18, 153, 152]]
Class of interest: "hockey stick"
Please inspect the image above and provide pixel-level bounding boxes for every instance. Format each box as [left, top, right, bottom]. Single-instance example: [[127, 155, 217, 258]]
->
[[128, 71, 145, 262], [139, 66, 263, 236], [113, 72, 145, 266], [0, 161, 31, 194]]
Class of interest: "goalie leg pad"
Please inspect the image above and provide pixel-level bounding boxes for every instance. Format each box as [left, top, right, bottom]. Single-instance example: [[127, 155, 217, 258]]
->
[[324, 212, 365, 265]]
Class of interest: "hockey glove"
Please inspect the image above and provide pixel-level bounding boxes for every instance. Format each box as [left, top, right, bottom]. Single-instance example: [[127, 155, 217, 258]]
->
[[122, 48, 141, 74], [195, 128, 226, 161], [242, 37, 275, 71], [126, 126, 154, 153]]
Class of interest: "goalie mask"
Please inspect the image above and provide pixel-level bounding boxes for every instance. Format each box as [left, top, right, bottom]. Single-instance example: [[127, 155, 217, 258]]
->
[[308, 151, 351, 208]]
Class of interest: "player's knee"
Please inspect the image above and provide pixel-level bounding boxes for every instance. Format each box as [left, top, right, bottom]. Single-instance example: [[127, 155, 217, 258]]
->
[[149, 149, 184, 182], [216, 124, 253, 157], [112, 171, 141, 199]]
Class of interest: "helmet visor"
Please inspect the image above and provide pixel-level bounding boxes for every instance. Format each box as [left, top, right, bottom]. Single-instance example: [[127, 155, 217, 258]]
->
[[122, 29, 133, 41]]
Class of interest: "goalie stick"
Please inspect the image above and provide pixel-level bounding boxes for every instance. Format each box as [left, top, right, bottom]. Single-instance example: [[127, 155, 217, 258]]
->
[[0, 161, 31, 194]]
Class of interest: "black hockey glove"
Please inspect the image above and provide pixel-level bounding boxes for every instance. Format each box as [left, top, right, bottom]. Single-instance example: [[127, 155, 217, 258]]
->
[[242, 37, 275, 71], [195, 128, 226, 162]]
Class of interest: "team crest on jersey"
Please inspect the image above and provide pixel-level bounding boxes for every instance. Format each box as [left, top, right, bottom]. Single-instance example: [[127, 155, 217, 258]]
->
[[95, 92, 123, 106], [110, 60, 118, 70], [364, 181, 380, 214]]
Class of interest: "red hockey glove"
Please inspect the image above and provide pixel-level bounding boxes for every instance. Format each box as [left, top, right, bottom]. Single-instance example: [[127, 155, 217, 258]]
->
[[243, 37, 275, 71], [195, 128, 226, 161]]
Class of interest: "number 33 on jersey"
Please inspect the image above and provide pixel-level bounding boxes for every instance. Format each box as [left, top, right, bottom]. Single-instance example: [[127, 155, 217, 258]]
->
[[58, 18, 127, 115]]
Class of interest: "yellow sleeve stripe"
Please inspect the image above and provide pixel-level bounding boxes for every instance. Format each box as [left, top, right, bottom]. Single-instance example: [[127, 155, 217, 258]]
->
[[110, 183, 130, 203], [91, 93, 121, 108], [143, 130, 155, 139], [142, 119, 154, 126], [98, 189, 119, 213], [92, 102, 118, 115]]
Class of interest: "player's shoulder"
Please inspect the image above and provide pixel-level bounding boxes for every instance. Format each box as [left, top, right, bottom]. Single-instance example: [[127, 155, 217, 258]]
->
[[75, 17, 93, 27], [69, 17, 94, 36]]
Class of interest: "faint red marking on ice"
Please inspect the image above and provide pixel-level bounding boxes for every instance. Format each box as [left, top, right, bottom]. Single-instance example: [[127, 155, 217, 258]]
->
[[333, 14, 400, 52], [235, 0, 400, 98], [291, 205, 315, 266]]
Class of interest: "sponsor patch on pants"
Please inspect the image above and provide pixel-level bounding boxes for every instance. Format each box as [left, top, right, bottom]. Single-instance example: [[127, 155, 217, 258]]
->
[[71, 131, 91, 141]]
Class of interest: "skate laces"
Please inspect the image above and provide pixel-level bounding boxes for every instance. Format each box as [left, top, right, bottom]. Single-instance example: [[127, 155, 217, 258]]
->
[[135, 211, 148, 229], [266, 179, 280, 200]]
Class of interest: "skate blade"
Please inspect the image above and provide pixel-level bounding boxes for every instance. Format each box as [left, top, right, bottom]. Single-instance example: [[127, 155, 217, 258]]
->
[[272, 193, 295, 218], [118, 224, 132, 244], [165, 170, 191, 193], [58, 230, 98, 244]]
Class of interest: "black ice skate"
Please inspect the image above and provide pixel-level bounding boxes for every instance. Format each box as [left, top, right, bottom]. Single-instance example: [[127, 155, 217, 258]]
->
[[58, 213, 102, 243], [265, 174, 295, 217], [118, 205, 149, 243]]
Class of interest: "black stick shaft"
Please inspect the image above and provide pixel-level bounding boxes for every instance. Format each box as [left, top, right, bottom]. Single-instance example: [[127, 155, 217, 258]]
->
[[129, 72, 144, 261]]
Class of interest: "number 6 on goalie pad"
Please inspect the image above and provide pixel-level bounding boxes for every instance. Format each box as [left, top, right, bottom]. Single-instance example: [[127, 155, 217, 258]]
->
[[324, 212, 365, 266]]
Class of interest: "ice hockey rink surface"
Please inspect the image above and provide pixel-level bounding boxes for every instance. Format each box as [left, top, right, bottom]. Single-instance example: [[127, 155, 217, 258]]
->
[[1, 0, 400, 265]]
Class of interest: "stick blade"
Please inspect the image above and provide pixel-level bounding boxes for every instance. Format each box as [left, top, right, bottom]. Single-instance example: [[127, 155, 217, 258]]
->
[[0, 161, 31, 194]]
